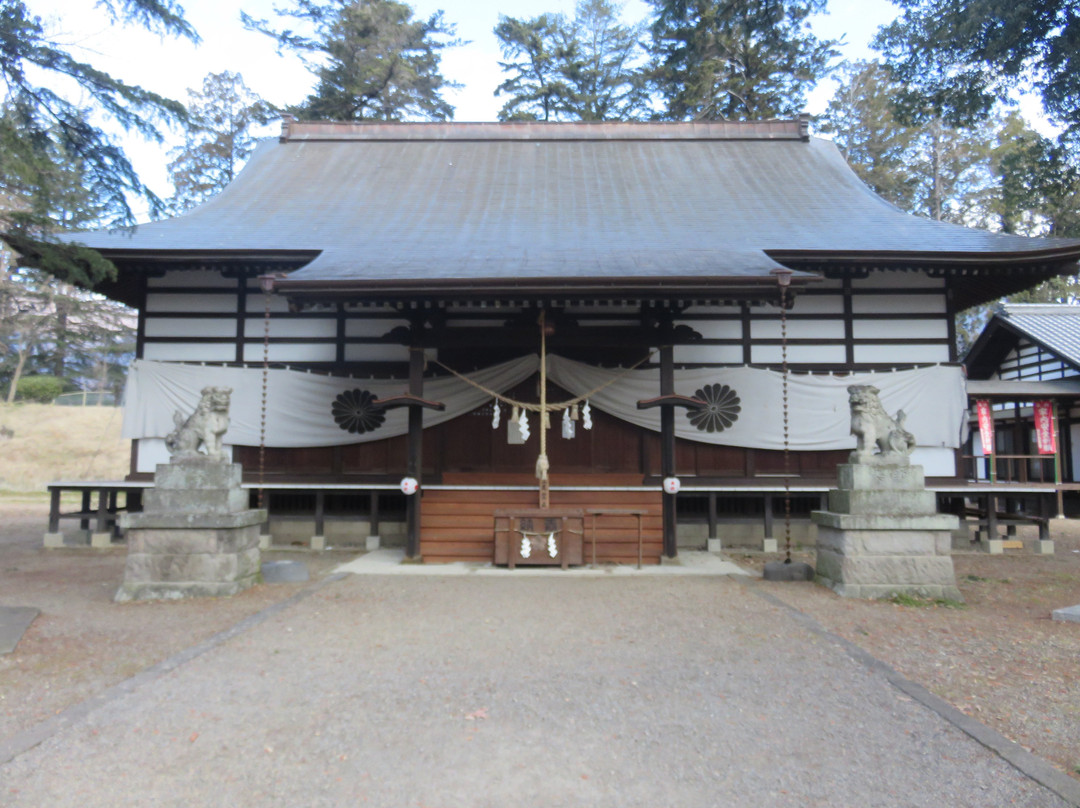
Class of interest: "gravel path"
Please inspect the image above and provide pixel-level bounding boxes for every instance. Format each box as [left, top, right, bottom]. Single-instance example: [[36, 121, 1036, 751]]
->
[[1, 573, 1073, 808]]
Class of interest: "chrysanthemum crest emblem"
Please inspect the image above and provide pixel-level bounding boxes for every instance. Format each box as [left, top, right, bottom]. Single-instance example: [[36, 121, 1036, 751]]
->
[[687, 383, 741, 433], [332, 389, 386, 434]]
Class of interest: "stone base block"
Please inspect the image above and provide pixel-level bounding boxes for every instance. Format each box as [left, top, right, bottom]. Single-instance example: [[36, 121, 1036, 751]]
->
[[259, 533, 271, 550], [816, 546, 961, 601], [817, 547, 958, 585], [116, 523, 262, 602], [762, 538, 778, 553], [986, 539, 1004, 555], [143, 487, 249, 514], [366, 534, 381, 551], [126, 523, 261, 555], [829, 488, 938, 516], [153, 460, 242, 491], [823, 581, 963, 600], [43, 532, 64, 548], [90, 532, 113, 549], [707, 537, 722, 553], [1036, 540, 1055, 555], [311, 535, 326, 551], [816, 526, 951, 557], [837, 463, 925, 491], [115, 579, 257, 602], [121, 547, 261, 584]]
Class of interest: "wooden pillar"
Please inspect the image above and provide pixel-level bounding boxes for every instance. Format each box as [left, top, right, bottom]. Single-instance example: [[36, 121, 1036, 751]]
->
[[660, 339, 677, 558], [48, 487, 61, 533], [80, 490, 91, 533], [405, 339, 425, 559], [370, 491, 381, 536]]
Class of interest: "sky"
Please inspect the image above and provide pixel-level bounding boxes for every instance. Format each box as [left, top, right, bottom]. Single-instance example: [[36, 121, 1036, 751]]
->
[[30, 0, 900, 204]]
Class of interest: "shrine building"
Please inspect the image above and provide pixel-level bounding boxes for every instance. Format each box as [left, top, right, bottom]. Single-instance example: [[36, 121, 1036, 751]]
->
[[51, 119, 1080, 563]]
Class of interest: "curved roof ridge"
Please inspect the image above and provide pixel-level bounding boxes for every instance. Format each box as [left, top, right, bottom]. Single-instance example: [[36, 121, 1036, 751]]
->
[[278, 117, 811, 142]]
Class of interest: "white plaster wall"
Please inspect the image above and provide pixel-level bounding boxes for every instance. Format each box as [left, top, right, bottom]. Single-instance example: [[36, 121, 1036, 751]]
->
[[751, 344, 847, 364], [851, 320, 949, 340], [750, 319, 845, 340], [144, 318, 237, 338], [142, 343, 237, 362], [672, 344, 744, 364], [852, 344, 951, 364], [243, 343, 337, 363], [244, 318, 338, 338]]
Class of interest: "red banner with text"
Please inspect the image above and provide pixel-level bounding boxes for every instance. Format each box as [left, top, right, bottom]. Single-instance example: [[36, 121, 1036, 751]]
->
[[976, 400, 994, 455], [1034, 400, 1056, 455]]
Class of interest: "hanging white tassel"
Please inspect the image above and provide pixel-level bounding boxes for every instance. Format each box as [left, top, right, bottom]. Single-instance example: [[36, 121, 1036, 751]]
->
[[562, 407, 576, 439], [492, 400, 501, 430], [547, 533, 558, 558], [518, 407, 530, 441], [520, 537, 532, 559], [582, 399, 593, 430]]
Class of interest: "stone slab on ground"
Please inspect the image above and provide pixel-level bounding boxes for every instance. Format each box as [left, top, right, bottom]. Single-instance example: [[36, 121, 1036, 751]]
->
[[0, 606, 39, 655], [261, 560, 309, 583], [763, 560, 815, 581], [1051, 603, 1080, 624], [334, 549, 752, 576]]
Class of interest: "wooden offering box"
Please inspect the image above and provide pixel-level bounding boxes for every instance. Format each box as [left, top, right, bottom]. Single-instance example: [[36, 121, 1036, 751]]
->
[[494, 508, 585, 569]]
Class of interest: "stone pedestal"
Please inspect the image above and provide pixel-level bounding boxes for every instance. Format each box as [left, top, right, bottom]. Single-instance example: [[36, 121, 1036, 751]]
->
[[812, 462, 962, 600], [115, 459, 266, 602]]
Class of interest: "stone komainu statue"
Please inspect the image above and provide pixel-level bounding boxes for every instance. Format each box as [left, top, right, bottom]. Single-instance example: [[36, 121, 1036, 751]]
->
[[847, 384, 916, 462], [165, 386, 232, 462]]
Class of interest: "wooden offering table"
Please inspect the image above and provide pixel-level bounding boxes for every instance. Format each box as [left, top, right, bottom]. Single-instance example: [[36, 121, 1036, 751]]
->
[[494, 508, 585, 569]]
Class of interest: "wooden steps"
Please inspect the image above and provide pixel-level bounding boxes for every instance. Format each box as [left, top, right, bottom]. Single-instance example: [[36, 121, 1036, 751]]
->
[[420, 486, 663, 564]]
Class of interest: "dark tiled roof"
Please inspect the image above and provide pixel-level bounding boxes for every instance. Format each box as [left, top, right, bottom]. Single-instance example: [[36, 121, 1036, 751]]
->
[[1000, 304, 1080, 369], [66, 120, 1080, 287]]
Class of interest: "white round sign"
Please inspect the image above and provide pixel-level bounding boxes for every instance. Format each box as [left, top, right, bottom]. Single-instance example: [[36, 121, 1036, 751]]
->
[[400, 477, 419, 495], [663, 476, 681, 495]]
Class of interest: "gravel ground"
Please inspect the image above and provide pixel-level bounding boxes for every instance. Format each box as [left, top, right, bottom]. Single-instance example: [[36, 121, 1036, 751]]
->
[[2, 503, 1078, 806], [1, 573, 1075, 807]]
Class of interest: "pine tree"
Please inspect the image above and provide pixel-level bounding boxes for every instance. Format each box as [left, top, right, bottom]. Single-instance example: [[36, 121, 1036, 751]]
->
[[874, 0, 1079, 134], [244, 0, 461, 122], [0, 0, 197, 286], [495, 0, 649, 122], [647, 0, 838, 121], [167, 72, 277, 213]]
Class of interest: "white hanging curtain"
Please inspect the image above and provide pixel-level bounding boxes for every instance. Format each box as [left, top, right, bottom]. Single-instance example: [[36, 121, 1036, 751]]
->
[[123, 355, 965, 451], [545, 356, 966, 451], [122, 356, 538, 448]]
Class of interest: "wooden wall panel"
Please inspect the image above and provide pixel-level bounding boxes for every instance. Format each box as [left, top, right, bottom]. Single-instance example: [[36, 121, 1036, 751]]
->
[[420, 486, 663, 564]]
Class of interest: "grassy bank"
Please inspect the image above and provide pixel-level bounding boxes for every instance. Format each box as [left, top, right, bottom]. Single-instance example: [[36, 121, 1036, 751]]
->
[[0, 403, 129, 492]]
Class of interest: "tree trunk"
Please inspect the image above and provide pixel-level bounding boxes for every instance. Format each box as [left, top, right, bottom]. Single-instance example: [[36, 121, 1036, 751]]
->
[[6, 348, 28, 404]]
